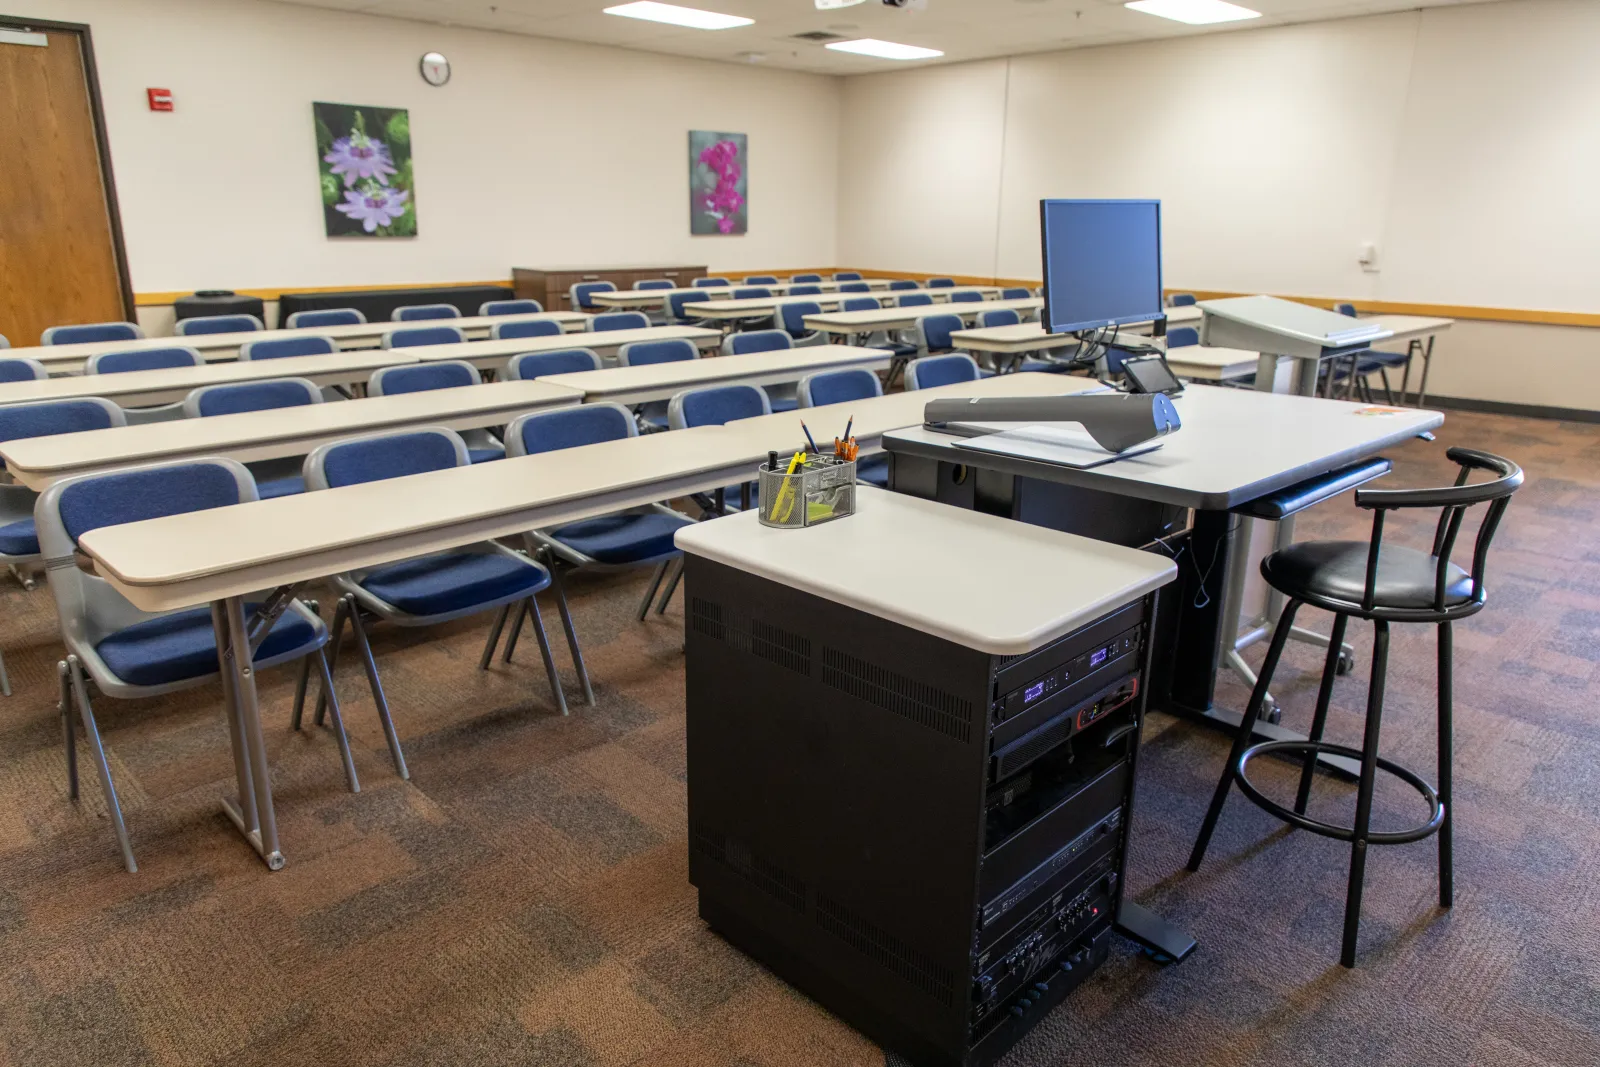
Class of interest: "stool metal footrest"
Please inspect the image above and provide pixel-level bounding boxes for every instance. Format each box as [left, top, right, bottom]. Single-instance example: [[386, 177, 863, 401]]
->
[[1235, 739, 1445, 845]]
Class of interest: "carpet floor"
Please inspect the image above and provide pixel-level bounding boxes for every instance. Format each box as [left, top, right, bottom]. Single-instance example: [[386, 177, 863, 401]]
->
[[0, 408, 1595, 1067]]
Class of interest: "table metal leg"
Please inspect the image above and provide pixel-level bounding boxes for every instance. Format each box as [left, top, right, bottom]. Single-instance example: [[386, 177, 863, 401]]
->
[[1415, 336, 1436, 408], [212, 596, 285, 871]]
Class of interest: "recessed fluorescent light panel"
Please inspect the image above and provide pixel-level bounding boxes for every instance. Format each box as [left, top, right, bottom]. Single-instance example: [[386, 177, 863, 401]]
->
[[602, 2, 754, 30], [1124, 0, 1261, 25], [825, 38, 943, 60]]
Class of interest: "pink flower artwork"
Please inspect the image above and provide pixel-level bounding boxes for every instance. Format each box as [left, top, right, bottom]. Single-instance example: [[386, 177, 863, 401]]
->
[[690, 132, 747, 236]]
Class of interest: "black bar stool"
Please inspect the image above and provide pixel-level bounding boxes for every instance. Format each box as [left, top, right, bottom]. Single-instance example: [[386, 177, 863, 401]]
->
[[1187, 448, 1523, 967]]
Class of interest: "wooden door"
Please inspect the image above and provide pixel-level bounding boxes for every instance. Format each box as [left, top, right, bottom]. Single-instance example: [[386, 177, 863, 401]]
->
[[0, 24, 129, 348]]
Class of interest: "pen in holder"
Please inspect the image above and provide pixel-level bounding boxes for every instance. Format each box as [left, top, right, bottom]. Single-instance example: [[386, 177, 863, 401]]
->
[[757, 454, 857, 529]]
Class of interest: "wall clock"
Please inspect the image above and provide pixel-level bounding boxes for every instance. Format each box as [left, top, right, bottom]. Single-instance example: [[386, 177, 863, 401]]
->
[[419, 51, 450, 86]]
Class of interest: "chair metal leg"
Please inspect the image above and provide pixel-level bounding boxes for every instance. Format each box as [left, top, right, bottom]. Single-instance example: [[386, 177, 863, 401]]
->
[[480, 604, 512, 669], [1342, 619, 1390, 968], [1188, 599, 1302, 872], [59, 661, 77, 800], [523, 597, 569, 716], [548, 562, 594, 706], [1437, 620, 1454, 909], [501, 600, 529, 664], [655, 558, 683, 615], [1295, 612, 1350, 815], [636, 561, 668, 621], [314, 647, 359, 794], [67, 655, 136, 873], [290, 654, 312, 731], [345, 596, 408, 780], [0, 646, 10, 698], [314, 596, 349, 728]]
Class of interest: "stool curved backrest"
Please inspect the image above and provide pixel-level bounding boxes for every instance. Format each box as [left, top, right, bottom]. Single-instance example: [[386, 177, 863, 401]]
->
[[841, 297, 879, 313], [87, 346, 202, 374], [618, 339, 697, 367], [1166, 326, 1200, 349], [43, 321, 144, 345], [591, 311, 649, 333], [906, 353, 980, 390], [508, 402, 637, 456], [285, 308, 364, 328], [184, 377, 322, 418], [305, 427, 468, 491], [0, 357, 49, 382], [780, 302, 822, 336], [491, 319, 562, 341], [506, 349, 601, 380], [978, 309, 1020, 328], [369, 360, 478, 396], [722, 330, 792, 357], [382, 325, 465, 348], [391, 303, 461, 321], [798, 368, 882, 408], [480, 299, 543, 316], [240, 335, 336, 360], [175, 314, 263, 336], [668, 384, 771, 429]]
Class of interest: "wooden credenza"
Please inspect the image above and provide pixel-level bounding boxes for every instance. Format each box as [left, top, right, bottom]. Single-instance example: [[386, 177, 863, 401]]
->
[[513, 265, 708, 311]]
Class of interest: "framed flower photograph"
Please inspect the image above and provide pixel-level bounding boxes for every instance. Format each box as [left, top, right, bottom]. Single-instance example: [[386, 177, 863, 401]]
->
[[689, 130, 747, 236], [314, 101, 417, 238]]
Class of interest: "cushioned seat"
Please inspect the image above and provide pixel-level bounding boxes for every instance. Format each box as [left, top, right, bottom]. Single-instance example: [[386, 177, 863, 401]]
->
[[254, 475, 306, 500], [548, 511, 692, 565], [468, 445, 506, 464], [95, 602, 316, 687], [1262, 540, 1473, 611], [360, 552, 548, 616], [0, 517, 38, 556]]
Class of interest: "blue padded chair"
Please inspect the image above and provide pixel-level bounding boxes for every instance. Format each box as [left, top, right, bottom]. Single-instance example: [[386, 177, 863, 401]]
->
[[841, 297, 880, 312], [834, 272, 863, 282], [915, 313, 966, 359], [86, 346, 202, 374], [1166, 326, 1200, 349], [1329, 302, 1407, 402], [182, 378, 323, 499], [618, 338, 699, 430], [949, 291, 984, 303], [791, 273, 823, 283], [506, 348, 601, 381], [665, 290, 714, 327], [392, 303, 461, 321], [693, 277, 731, 288], [481, 299, 543, 316], [796, 369, 889, 488], [789, 285, 823, 297], [926, 278, 956, 289], [634, 279, 674, 291], [907, 353, 981, 390], [744, 276, 778, 285], [42, 321, 144, 345], [39, 459, 348, 871], [286, 308, 364, 328], [1169, 293, 1197, 307], [779, 301, 826, 344], [304, 428, 582, 733], [592, 311, 650, 333], [979, 309, 1021, 329], [887, 280, 919, 292], [239, 334, 335, 360], [1002, 288, 1032, 300], [491, 319, 562, 341], [0, 357, 48, 382], [508, 403, 695, 623], [733, 287, 771, 300], [569, 281, 617, 311], [175, 314, 264, 336], [898, 294, 934, 308], [368, 361, 503, 463], [722, 330, 799, 411], [839, 282, 871, 293], [382, 325, 466, 348], [668, 385, 771, 513]]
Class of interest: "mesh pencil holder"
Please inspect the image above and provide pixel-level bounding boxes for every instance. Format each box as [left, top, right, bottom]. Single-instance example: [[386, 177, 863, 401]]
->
[[757, 455, 857, 529]]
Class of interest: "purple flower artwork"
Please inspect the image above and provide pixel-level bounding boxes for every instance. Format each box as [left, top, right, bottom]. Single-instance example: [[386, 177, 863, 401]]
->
[[689, 130, 748, 236], [314, 101, 417, 238]]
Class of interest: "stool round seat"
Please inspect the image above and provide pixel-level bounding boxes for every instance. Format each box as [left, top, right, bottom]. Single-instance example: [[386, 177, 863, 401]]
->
[[1235, 739, 1445, 845], [1262, 540, 1475, 618]]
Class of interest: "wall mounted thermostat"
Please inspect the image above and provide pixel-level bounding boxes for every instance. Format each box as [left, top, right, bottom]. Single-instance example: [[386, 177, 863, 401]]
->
[[419, 51, 450, 86]]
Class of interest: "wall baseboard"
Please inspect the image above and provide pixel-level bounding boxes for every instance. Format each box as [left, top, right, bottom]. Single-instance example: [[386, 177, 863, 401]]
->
[[1427, 394, 1600, 423]]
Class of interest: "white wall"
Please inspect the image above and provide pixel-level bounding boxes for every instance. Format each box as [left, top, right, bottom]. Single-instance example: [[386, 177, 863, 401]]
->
[[10, 0, 841, 295]]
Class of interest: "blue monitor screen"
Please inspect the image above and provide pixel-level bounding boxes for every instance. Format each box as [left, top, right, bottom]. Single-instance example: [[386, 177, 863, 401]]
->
[[1040, 199, 1164, 335]]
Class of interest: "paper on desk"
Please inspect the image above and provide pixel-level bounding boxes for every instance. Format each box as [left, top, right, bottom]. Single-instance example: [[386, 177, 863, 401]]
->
[[952, 424, 1162, 469]]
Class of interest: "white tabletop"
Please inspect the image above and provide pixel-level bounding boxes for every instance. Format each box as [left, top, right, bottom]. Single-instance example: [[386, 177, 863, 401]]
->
[[541, 345, 891, 406], [1363, 315, 1454, 345], [0, 379, 582, 489], [410, 325, 722, 370], [805, 298, 1044, 332], [675, 487, 1175, 655], [683, 287, 1000, 320], [0, 349, 419, 408], [1161, 346, 1260, 381], [949, 323, 1077, 354]]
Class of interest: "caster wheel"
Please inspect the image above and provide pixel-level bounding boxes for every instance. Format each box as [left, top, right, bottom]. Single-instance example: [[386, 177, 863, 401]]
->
[[1264, 697, 1282, 725], [1336, 650, 1355, 675]]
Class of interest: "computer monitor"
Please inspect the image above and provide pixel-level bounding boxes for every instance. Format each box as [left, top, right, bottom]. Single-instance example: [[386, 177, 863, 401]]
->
[[1039, 199, 1164, 335]]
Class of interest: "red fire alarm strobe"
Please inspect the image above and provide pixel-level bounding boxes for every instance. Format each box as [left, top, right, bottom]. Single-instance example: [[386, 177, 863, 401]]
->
[[147, 88, 173, 112]]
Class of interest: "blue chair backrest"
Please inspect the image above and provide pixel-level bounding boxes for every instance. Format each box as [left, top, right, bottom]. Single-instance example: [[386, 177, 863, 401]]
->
[[286, 308, 364, 328], [839, 282, 871, 293], [42, 321, 143, 345], [592, 311, 649, 333], [887, 280, 918, 291], [908, 354, 979, 390], [1001, 288, 1030, 300], [898, 294, 934, 307], [1166, 326, 1200, 349], [727, 330, 792, 356], [733, 288, 771, 300], [1335, 302, 1357, 317], [0, 398, 124, 448], [1169, 293, 1197, 307], [926, 278, 956, 289], [693, 277, 730, 288], [384, 325, 465, 348], [507, 349, 601, 379], [780, 302, 822, 335], [571, 282, 617, 309], [175, 314, 263, 336], [370, 361, 478, 396], [87, 346, 202, 374], [800, 368, 881, 408], [480, 299, 543, 316], [51, 461, 249, 546], [667, 291, 707, 322], [670, 384, 770, 429], [393, 303, 461, 321], [619, 339, 697, 366], [310, 429, 467, 489], [919, 313, 965, 351], [634, 279, 674, 290], [510, 403, 636, 456], [834, 272, 863, 281], [744, 276, 778, 285], [187, 378, 321, 418], [842, 298, 880, 312], [240, 335, 335, 360], [0, 357, 48, 383], [979, 309, 1021, 328], [789, 285, 823, 296], [791, 273, 822, 283], [492, 319, 563, 341], [949, 291, 983, 303]]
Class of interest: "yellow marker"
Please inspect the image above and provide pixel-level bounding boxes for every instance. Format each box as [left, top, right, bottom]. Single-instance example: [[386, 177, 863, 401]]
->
[[772, 450, 805, 523]]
